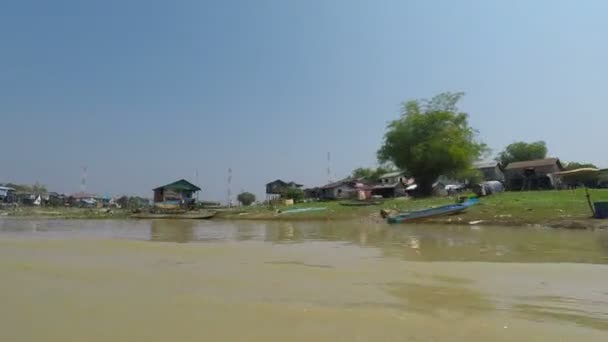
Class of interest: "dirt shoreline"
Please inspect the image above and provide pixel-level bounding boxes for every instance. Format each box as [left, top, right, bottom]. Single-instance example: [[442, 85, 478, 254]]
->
[[3, 210, 605, 230]]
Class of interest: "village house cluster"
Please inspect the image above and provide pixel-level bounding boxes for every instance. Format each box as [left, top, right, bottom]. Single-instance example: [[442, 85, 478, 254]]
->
[[265, 158, 608, 203], [2, 158, 608, 209]]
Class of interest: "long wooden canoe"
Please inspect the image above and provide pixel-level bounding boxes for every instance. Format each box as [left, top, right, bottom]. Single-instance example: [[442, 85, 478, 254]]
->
[[386, 198, 478, 224], [131, 212, 217, 220]]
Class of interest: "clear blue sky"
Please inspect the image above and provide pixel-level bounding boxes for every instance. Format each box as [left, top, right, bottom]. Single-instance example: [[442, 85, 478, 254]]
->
[[2, 0, 607, 201]]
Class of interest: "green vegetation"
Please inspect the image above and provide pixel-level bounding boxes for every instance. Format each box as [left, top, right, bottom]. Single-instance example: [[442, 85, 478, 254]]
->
[[280, 187, 304, 201], [237, 192, 256, 206], [2, 190, 608, 228], [377, 92, 487, 195], [0, 207, 131, 219], [497, 141, 548, 166], [564, 162, 598, 170]]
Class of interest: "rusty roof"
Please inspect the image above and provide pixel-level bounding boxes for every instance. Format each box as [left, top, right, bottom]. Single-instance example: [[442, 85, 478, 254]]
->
[[505, 158, 561, 170]]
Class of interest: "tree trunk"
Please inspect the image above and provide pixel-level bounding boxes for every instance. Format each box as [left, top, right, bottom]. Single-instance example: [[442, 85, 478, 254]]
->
[[415, 176, 437, 197]]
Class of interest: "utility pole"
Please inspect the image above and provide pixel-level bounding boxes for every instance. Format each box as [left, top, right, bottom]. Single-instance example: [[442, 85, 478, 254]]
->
[[327, 152, 332, 183], [81, 166, 87, 193], [195, 168, 199, 201], [227, 168, 232, 207]]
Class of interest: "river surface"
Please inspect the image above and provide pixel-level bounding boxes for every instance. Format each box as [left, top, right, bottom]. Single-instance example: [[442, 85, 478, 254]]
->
[[1, 219, 608, 341]]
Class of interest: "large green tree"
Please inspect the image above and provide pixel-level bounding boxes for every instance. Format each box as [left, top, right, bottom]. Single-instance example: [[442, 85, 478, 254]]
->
[[237, 192, 256, 206], [497, 141, 547, 166], [377, 92, 487, 196]]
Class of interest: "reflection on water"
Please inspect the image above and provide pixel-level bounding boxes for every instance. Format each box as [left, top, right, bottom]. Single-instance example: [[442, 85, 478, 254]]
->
[[2, 218, 608, 263], [150, 220, 195, 243]]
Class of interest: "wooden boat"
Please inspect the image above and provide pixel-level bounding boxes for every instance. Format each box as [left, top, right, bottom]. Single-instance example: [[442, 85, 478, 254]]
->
[[131, 211, 217, 220], [279, 207, 327, 214], [386, 198, 478, 224]]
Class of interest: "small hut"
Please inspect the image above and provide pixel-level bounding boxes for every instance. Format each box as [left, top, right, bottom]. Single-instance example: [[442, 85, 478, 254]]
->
[[504, 158, 563, 190]]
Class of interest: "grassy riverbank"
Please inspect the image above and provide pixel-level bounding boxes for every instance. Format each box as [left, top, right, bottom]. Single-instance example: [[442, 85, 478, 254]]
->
[[216, 189, 608, 229], [2, 189, 608, 228]]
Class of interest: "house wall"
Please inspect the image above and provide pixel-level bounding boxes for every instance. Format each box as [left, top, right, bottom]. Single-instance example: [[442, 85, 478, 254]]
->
[[321, 184, 355, 199], [479, 166, 505, 181], [154, 188, 194, 202], [380, 175, 405, 185], [266, 182, 287, 195]]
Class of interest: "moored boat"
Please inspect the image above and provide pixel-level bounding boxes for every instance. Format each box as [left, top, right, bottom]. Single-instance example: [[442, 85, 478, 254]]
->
[[385, 198, 478, 224], [131, 211, 217, 220]]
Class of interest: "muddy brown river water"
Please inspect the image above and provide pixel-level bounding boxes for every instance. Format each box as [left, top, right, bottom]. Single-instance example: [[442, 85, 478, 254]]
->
[[1, 219, 608, 341]]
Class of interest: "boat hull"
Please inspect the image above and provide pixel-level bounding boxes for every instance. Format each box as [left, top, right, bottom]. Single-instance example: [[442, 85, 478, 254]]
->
[[386, 198, 478, 224], [131, 212, 216, 220]]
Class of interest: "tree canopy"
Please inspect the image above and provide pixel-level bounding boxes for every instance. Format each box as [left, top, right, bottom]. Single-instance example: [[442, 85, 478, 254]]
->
[[237, 192, 256, 206], [497, 141, 548, 166], [351, 165, 395, 183], [377, 92, 486, 195], [564, 162, 598, 171], [280, 187, 304, 201]]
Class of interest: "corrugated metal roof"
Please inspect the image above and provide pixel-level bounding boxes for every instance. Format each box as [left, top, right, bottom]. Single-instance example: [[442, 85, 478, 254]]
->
[[505, 158, 561, 170], [153, 179, 201, 192], [372, 183, 400, 190], [266, 179, 303, 187], [554, 168, 599, 176], [379, 171, 404, 179], [320, 179, 353, 189]]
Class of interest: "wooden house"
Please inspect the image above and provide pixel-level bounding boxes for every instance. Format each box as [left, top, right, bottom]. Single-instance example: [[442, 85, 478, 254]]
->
[[319, 179, 370, 200], [265, 179, 303, 196], [504, 158, 563, 190], [372, 182, 407, 198], [153, 179, 201, 204]]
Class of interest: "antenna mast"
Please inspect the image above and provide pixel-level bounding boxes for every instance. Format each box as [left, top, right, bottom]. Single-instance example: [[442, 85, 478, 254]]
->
[[327, 152, 332, 183], [195, 168, 199, 201], [227, 168, 232, 207], [81, 166, 87, 193]]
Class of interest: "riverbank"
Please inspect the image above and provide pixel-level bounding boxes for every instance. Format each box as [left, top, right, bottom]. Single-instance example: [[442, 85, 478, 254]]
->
[[2, 189, 608, 229], [215, 189, 608, 229]]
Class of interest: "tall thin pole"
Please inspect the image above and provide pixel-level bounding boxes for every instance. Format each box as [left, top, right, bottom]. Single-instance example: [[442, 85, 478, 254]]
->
[[195, 168, 199, 201], [327, 152, 332, 183], [81, 166, 87, 193], [227, 168, 232, 207]]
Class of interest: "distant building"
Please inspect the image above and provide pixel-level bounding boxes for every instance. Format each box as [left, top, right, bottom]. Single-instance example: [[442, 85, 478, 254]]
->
[[372, 183, 407, 198], [153, 179, 201, 204], [319, 179, 370, 200], [475, 162, 505, 182], [0, 186, 16, 203], [504, 158, 563, 190], [303, 187, 321, 199], [265, 179, 303, 196], [265, 179, 303, 202], [68, 192, 98, 208]]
